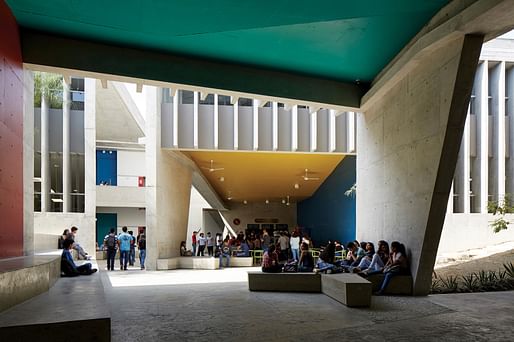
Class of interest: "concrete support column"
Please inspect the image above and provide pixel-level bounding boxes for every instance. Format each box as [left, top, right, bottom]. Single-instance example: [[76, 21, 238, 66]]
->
[[62, 78, 71, 212], [40, 92, 49, 213], [497, 62, 506, 201], [83, 78, 97, 255], [146, 86, 193, 270], [358, 35, 483, 295], [23, 70, 35, 255], [478, 62, 489, 213]]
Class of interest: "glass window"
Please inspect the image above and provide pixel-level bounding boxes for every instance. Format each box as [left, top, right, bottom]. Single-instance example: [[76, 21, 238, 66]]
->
[[238, 98, 253, 106], [180, 90, 194, 104], [218, 95, 231, 105]]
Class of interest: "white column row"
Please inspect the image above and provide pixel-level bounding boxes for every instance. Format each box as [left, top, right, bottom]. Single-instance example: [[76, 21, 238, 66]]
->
[[452, 60, 514, 213], [160, 90, 357, 154]]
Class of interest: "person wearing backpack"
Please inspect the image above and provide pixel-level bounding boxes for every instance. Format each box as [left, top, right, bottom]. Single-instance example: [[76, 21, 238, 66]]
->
[[104, 228, 118, 271]]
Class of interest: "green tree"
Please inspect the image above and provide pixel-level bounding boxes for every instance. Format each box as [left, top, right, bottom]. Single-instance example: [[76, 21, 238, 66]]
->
[[34, 72, 63, 109]]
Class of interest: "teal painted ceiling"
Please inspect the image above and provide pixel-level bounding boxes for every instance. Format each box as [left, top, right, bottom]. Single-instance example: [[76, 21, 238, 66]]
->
[[7, 0, 449, 83]]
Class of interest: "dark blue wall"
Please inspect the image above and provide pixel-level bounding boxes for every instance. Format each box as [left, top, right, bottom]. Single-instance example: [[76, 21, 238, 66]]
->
[[96, 150, 117, 185], [298, 156, 356, 246]]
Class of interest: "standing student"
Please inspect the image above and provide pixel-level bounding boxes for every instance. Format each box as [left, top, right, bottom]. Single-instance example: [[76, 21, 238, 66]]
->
[[290, 231, 300, 261], [103, 228, 118, 271], [206, 232, 215, 256], [128, 230, 136, 266], [197, 233, 207, 256], [138, 233, 146, 270], [118, 226, 132, 270], [192, 229, 201, 257]]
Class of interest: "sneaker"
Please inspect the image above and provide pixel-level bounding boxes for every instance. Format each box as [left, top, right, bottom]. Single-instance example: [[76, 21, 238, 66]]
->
[[91, 269, 98, 274]]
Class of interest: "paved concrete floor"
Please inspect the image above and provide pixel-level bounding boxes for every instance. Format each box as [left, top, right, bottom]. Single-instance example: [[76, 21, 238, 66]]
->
[[98, 263, 514, 342]]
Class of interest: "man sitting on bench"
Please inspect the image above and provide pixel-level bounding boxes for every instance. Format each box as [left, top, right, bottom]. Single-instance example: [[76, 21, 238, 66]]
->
[[61, 239, 97, 277]]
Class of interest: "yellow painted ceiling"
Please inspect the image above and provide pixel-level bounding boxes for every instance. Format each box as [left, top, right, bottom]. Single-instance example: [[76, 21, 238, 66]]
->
[[182, 151, 344, 204]]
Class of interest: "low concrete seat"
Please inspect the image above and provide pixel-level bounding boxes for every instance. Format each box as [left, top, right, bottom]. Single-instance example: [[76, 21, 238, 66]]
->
[[248, 272, 321, 292], [229, 257, 253, 267], [0, 262, 110, 341], [367, 274, 413, 295], [0, 255, 60, 313], [321, 273, 372, 307], [157, 257, 219, 270]]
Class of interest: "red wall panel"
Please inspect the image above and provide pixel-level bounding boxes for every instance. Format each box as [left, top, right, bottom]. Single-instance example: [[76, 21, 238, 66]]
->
[[0, 0, 24, 257]]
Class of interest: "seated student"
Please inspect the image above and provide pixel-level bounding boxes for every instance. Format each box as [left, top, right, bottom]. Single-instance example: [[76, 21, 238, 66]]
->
[[180, 241, 193, 256], [298, 242, 314, 272], [58, 229, 69, 249], [236, 239, 250, 257], [358, 240, 389, 275], [262, 245, 282, 273], [316, 241, 336, 272], [343, 242, 375, 272], [61, 239, 97, 277], [341, 242, 359, 266], [375, 241, 409, 295]]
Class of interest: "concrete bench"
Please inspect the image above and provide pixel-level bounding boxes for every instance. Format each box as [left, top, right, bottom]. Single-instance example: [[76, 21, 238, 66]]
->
[[157, 257, 219, 270], [0, 261, 110, 341], [0, 255, 60, 313], [229, 257, 253, 267], [367, 274, 413, 295], [248, 272, 321, 292], [321, 273, 372, 307]]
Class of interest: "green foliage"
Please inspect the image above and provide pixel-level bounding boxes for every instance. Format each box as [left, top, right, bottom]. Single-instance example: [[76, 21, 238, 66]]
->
[[503, 262, 514, 278], [34, 72, 63, 109], [488, 194, 514, 233], [430, 263, 514, 294], [344, 183, 356, 198], [440, 275, 459, 293], [460, 274, 478, 292]]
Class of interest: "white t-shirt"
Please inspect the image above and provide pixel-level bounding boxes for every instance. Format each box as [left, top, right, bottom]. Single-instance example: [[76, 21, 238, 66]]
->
[[290, 236, 300, 249]]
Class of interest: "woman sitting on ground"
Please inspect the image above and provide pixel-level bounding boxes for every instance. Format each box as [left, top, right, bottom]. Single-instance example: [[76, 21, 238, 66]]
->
[[61, 239, 97, 277], [375, 241, 409, 295], [316, 241, 336, 272], [262, 245, 282, 273], [58, 229, 69, 249], [298, 242, 314, 272], [180, 241, 193, 256]]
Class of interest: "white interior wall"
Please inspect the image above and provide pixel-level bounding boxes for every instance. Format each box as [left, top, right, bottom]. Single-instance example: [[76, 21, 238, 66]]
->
[[96, 207, 146, 231], [186, 186, 212, 248], [117, 150, 145, 186]]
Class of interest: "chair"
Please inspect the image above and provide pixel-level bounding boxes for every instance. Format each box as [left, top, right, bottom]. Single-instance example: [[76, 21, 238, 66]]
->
[[311, 250, 320, 264], [252, 250, 264, 266]]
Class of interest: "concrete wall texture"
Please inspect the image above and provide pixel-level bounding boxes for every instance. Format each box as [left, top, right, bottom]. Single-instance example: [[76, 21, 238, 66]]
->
[[0, 1, 23, 258], [357, 35, 482, 295], [298, 156, 356, 246]]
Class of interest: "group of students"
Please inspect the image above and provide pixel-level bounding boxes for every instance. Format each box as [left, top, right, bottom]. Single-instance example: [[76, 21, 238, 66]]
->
[[261, 237, 409, 295], [103, 226, 147, 271], [59, 226, 97, 277]]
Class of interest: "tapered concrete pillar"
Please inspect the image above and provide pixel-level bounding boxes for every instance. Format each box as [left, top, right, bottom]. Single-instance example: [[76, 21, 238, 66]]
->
[[358, 34, 483, 295], [146, 86, 193, 270], [62, 78, 71, 212], [40, 93, 49, 213]]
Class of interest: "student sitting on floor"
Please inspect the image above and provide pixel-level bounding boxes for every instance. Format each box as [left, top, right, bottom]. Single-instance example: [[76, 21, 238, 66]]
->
[[316, 241, 336, 272], [357, 240, 390, 275], [180, 241, 193, 256], [61, 239, 97, 277], [262, 245, 282, 273], [298, 242, 314, 272]]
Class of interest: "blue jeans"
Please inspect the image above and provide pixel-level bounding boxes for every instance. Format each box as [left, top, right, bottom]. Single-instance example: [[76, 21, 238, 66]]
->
[[378, 270, 400, 293], [192, 243, 197, 257], [219, 252, 230, 267], [139, 249, 146, 269], [120, 250, 129, 270], [129, 247, 135, 265], [106, 248, 116, 270], [291, 248, 299, 260]]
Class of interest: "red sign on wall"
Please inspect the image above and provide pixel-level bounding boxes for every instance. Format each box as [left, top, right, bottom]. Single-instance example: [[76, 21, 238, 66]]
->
[[138, 176, 146, 187]]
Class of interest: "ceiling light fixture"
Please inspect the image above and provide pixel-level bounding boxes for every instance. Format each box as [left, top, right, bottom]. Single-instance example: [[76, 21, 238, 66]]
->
[[265, 199, 269, 204], [294, 183, 300, 189], [219, 176, 225, 182], [243, 200, 247, 204], [286, 195, 290, 206], [282, 199, 286, 204]]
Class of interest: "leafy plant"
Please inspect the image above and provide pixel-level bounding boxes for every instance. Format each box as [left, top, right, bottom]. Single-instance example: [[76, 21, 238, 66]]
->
[[34, 72, 63, 109], [503, 262, 514, 278], [430, 278, 443, 294], [440, 276, 459, 293], [344, 183, 356, 198], [488, 194, 514, 233], [461, 274, 478, 292]]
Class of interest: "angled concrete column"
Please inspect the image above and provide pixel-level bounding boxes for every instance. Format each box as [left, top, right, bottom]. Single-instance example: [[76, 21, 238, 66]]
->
[[23, 70, 35, 255], [358, 35, 483, 295], [146, 87, 193, 270]]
